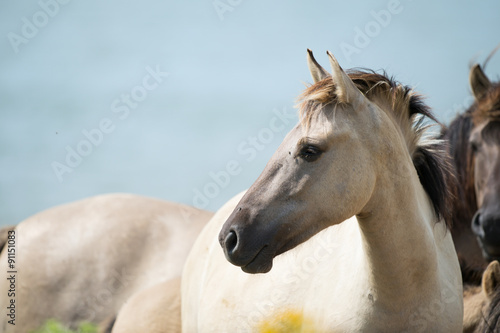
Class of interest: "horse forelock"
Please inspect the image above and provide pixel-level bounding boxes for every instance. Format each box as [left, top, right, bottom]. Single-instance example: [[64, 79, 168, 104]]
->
[[297, 70, 455, 227]]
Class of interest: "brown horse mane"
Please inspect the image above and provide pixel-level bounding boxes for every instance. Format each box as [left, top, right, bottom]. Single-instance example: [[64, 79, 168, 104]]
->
[[297, 70, 455, 228], [440, 111, 477, 231]]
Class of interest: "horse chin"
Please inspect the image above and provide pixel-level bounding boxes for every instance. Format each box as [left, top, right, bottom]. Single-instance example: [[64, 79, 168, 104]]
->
[[237, 243, 276, 274], [241, 258, 273, 274], [476, 237, 500, 263], [483, 251, 500, 264]]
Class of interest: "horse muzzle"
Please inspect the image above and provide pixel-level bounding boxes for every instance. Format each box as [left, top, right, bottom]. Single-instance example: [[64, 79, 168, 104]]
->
[[472, 210, 500, 261], [218, 205, 278, 274]]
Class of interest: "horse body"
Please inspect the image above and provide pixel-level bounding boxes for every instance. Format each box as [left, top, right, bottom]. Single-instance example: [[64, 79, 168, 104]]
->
[[0, 193, 213, 333], [184, 194, 366, 331], [185, 198, 460, 332], [182, 51, 463, 332]]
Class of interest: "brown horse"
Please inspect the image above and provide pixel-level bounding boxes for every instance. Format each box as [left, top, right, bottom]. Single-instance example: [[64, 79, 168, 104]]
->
[[442, 62, 500, 277]]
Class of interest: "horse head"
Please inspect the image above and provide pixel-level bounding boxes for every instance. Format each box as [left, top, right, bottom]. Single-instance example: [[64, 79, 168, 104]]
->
[[218, 51, 379, 274], [468, 64, 500, 261], [218, 50, 452, 274]]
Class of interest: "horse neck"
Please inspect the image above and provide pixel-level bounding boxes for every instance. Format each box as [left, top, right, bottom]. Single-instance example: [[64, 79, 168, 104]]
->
[[356, 145, 441, 307]]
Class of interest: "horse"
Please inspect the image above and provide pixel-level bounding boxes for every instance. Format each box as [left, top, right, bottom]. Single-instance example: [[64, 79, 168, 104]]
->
[[463, 260, 500, 332], [181, 50, 463, 332], [442, 61, 500, 274], [0, 193, 213, 333]]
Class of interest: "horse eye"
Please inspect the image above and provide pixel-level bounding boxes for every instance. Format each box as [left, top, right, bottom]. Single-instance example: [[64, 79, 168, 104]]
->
[[470, 140, 480, 153], [299, 145, 323, 162]]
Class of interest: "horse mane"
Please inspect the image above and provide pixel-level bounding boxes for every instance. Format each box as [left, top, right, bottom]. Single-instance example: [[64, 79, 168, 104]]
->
[[440, 111, 477, 229], [297, 70, 455, 228]]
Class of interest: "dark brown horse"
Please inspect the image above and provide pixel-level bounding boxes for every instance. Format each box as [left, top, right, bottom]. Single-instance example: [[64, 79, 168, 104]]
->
[[443, 62, 500, 278]]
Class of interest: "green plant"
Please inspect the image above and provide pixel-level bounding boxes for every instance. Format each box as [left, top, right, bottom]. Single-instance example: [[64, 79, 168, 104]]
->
[[31, 319, 97, 333]]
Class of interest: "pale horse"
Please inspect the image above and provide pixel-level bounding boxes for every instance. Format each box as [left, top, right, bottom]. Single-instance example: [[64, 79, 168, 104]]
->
[[0, 193, 213, 333], [182, 50, 463, 332]]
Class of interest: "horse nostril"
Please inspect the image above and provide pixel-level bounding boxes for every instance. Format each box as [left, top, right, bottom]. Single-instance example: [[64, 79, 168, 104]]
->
[[225, 230, 238, 254], [471, 211, 484, 238]]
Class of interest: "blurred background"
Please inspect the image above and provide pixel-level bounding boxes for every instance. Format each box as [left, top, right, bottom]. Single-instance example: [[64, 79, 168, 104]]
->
[[1, 0, 499, 227]]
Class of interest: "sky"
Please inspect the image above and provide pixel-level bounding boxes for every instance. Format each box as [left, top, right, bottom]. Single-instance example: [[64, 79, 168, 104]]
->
[[1, 0, 499, 226]]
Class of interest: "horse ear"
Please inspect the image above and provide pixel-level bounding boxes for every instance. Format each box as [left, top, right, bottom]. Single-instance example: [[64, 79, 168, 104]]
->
[[307, 49, 329, 83], [482, 260, 500, 298], [469, 64, 491, 101], [326, 51, 362, 104]]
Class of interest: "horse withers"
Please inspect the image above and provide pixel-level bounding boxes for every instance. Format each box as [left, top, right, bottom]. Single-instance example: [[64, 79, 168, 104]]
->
[[182, 50, 463, 332]]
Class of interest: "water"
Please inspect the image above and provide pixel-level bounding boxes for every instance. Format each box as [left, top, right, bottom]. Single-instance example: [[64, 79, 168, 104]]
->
[[1, 0, 499, 226]]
